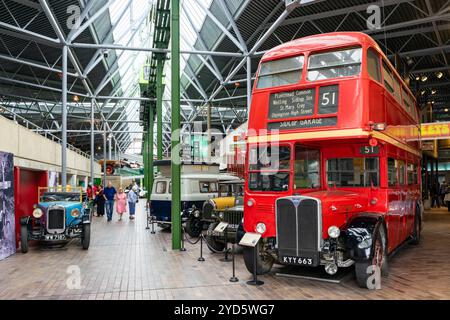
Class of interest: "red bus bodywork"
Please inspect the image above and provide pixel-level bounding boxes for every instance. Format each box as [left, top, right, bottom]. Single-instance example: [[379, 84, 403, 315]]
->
[[243, 32, 421, 277]]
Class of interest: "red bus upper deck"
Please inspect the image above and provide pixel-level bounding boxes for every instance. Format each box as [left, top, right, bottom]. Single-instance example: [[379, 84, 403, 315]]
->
[[247, 32, 420, 151]]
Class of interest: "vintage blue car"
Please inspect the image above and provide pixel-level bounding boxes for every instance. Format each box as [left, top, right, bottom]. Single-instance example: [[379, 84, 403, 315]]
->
[[20, 187, 91, 253]]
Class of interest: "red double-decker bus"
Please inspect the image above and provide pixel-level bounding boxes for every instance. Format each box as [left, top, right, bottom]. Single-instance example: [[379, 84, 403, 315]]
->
[[243, 32, 422, 288]]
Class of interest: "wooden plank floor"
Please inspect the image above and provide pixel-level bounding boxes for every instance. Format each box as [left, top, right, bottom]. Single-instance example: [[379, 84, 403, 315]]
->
[[0, 201, 449, 300]]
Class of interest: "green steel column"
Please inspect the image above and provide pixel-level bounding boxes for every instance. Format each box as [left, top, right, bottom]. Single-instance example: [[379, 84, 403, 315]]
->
[[171, 0, 181, 250], [157, 59, 164, 160], [143, 134, 148, 193], [147, 107, 154, 199]]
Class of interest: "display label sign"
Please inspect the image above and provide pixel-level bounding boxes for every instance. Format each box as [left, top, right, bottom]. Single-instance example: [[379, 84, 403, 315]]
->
[[360, 146, 379, 155], [239, 232, 262, 247], [214, 222, 229, 233], [268, 117, 337, 131], [268, 89, 316, 119]]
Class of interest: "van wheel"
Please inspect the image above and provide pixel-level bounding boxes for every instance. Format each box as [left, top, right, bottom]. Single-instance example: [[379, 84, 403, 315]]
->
[[355, 225, 388, 288], [205, 223, 225, 252], [185, 215, 202, 238], [411, 210, 421, 245], [20, 224, 29, 253], [243, 242, 274, 275]]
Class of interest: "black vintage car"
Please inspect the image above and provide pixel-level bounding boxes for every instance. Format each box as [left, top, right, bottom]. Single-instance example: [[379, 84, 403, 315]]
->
[[202, 180, 245, 252], [20, 188, 91, 252]]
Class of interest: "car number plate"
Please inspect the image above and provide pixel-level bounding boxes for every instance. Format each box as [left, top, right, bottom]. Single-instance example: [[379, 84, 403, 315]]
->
[[45, 234, 66, 240], [281, 256, 315, 266]]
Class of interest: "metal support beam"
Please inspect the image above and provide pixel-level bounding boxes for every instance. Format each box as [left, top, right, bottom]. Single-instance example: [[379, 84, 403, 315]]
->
[[171, 0, 181, 251], [157, 59, 164, 160], [90, 98, 95, 186], [103, 129, 107, 186], [147, 106, 154, 199], [61, 45, 68, 190], [68, 43, 244, 57], [246, 56, 252, 114]]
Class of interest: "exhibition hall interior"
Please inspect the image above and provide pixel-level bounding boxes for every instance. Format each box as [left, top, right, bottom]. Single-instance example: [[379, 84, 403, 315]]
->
[[1, 0, 450, 302]]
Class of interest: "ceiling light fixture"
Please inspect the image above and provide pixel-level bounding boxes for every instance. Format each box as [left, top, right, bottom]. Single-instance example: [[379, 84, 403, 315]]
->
[[436, 71, 443, 79], [421, 75, 428, 82]]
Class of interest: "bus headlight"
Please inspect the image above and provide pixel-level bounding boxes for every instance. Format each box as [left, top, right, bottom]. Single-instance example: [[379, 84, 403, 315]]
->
[[70, 208, 81, 218], [32, 208, 43, 219], [194, 210, 200, 218], [328, 226, 340, 239], [247, 198, 255, 207], [256, 222, 266, 234]]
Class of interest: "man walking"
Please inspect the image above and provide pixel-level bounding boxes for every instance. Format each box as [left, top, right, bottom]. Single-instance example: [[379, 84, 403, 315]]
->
[[104, 181, 117, 222]]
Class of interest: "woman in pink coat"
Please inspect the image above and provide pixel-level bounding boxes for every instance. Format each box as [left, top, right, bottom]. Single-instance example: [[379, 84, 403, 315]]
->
[[115, 188, 127, 221]]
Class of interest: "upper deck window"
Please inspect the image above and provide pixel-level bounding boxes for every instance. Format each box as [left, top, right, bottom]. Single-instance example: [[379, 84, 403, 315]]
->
[[307, 48, 362, 81], [382, 62, 395, 94], [256, 56, 304, 89], [367, 48, 381, 82]]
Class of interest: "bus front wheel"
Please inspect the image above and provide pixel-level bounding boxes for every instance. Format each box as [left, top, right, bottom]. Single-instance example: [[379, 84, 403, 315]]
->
[[243, 242, 274, 275]]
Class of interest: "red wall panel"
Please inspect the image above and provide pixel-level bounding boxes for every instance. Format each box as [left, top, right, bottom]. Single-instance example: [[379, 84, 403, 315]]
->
[[14, 167, 47, 245]]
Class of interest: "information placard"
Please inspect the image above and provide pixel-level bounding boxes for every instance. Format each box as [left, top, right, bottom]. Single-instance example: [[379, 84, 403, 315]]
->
[[214, 222, 229, 233], [239, 232, 261, 247], [268, 89, 316, 119]]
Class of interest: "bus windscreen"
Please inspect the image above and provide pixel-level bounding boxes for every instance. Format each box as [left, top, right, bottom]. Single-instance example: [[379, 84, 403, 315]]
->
[[307, 48, 362, 81]]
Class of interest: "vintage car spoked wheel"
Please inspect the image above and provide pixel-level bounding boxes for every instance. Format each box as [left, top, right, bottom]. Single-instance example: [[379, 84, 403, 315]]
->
[[185, 215, 202, 238], [20, 224, 28, 253], [355, 226, 388, 288], [81, 223, 91, 250], [243, 241, 274, 275], [205, 222, 225, 252]]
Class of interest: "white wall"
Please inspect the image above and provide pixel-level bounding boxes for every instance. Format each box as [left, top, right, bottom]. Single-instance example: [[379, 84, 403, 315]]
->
[[0, 115, 101, 180]]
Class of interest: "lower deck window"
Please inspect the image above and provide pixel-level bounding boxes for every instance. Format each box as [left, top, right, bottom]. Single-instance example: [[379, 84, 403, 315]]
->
[[327, 158, 379, 187], [248, 172, 289, 192]]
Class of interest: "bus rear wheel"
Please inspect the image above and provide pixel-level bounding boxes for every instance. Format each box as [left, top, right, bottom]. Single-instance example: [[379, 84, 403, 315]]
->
[[243, 242, 274, 275], [411, 209, 422, 245]]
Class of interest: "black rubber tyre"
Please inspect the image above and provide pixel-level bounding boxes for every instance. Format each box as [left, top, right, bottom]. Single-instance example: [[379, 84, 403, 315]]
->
[[205, 223, 225, 252], [243, 241, 274, 275], [355, 225, 388, 288], [20, 224, 29, 253], [185, 215, 202, 238], [410, 208, 422, 245], [81, 223, 91, 250]]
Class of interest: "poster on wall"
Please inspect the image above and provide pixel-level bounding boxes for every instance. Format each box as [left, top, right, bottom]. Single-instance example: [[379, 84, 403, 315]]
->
[[48, 171, 58, 187], [0, 151, 15, 260]]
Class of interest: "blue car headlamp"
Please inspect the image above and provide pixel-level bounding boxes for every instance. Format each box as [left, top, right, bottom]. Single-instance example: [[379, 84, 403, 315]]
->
[[70, 208, 81, 218]]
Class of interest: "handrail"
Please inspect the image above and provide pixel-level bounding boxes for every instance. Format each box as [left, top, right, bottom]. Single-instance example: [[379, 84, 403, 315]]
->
[[0, 105, 91, 159]]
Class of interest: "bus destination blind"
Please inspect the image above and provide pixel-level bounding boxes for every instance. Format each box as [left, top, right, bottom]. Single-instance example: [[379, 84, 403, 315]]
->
[[268, 89, 316, 119]]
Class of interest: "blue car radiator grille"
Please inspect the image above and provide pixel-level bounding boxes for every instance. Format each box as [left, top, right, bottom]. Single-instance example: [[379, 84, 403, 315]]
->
[[48, 209, 65, 230]]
